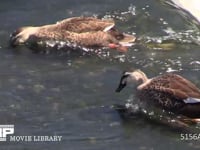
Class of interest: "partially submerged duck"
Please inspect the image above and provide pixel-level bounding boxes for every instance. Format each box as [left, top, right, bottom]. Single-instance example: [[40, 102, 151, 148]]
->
[[10, 17, 136, 52], [115, 70, 200, 120]]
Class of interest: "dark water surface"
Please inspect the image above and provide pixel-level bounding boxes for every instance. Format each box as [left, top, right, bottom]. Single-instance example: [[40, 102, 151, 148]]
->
[[0, 0, 200, 149]]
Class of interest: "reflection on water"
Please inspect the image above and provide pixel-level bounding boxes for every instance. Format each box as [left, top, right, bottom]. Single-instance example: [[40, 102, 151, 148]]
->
[[0, 0, 200, 149]]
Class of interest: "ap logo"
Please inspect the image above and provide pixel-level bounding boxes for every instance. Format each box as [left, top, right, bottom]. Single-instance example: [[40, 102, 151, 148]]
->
[[0, 125, 14, 141]]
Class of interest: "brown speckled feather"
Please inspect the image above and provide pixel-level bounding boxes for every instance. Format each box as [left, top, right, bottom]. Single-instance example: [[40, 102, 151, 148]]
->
[[32, 29, 119, 47], [141, 73, 200, 100], [55, 17, 115, 33]]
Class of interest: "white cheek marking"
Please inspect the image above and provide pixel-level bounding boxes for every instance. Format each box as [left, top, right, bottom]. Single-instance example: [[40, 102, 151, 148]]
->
[[183, 97, 200, 104]]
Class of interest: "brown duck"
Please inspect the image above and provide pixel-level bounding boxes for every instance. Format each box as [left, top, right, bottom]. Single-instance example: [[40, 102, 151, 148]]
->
[[10, 17, 136, 52], [115, 70, 200, 119]]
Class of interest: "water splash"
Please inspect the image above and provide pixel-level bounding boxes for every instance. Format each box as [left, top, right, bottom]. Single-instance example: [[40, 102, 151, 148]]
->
[[121, 4, 136, 16], [190, 61, 200, 71], [115, 94, 200, 131], [26, 39, 121, 59], [142, 29, 200, 50]]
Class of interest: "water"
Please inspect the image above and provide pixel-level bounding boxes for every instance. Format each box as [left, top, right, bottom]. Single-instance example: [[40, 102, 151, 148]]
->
[[170, 0, 200, 23], [0, 0, 200, 149]]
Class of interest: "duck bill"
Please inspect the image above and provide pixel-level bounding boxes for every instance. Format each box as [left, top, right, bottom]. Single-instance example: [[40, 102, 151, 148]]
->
[[10, 35, 19, 47], [115, 83, 126, 92], [9, 28, 24, 47]]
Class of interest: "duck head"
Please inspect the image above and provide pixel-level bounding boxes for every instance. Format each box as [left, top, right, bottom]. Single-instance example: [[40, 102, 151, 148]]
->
[[115, 70, 148, 92], [10, 26, 38, 47]]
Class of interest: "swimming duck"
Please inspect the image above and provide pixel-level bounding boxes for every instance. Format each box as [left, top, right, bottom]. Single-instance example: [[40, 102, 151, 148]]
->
[[10, 17, 136, 52], [115, 70, 200, 118]]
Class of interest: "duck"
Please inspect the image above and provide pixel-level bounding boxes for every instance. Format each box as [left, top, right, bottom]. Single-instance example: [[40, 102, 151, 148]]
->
[[10, 17, 136, 52], [115, 69, 200, 119]]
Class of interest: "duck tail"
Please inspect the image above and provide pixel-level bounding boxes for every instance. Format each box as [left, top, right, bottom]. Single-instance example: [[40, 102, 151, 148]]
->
[[178, 103, 200, 118]]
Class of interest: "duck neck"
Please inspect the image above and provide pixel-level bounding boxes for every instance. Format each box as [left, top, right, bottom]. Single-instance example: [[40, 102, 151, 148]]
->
[[139, 74, 148, 83], [134, 71, 148, 84]]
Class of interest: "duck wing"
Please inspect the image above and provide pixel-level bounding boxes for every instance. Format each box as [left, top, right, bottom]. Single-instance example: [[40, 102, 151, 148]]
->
[[142, 73, 200, 103], [56, 17, 115, 33], [167, 74, 200, 99]]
